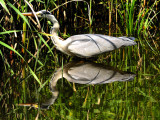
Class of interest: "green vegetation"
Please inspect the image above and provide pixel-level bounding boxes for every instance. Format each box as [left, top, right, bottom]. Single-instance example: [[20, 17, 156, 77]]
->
[[0, 0, 160, 119]]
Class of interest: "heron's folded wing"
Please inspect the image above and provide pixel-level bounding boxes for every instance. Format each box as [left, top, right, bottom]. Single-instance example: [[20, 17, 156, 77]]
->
[[67, 34, 136, 57], [67, 39, 101, 57]]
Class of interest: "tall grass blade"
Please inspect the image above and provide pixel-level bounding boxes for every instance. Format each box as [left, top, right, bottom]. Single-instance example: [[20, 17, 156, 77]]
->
[[19, 44, 43, 65], [0, 40, 42, 86], [29, 67, 42, 86], [37, 33, 54, 56], [0, 30, 21, 35], [0, 0, 10, 14], [0, 41, 24, 60]]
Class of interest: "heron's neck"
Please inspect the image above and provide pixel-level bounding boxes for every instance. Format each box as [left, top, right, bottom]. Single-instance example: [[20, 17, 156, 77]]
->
[[47, 15, 60, 33], [48, 15, 62, 46], [48, 15, 70, 54], [50, 30, 64, 51]]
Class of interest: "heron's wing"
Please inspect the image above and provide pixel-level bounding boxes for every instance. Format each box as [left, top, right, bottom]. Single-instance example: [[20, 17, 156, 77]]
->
[[67, 36, 101, 57], [67, 34, 136, 57]]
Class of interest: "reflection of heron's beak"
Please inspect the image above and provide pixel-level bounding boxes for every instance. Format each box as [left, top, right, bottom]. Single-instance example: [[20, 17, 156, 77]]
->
[[17, 103, 39, 108]]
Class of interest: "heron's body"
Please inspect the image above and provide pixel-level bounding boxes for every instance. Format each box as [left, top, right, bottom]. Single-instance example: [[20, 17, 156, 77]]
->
[[22, 10, 137, 58], [52, 34, 136, 58]]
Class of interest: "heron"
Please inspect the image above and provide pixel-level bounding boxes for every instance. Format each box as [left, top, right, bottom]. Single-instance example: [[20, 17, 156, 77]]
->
[[22, 10, 137, 58]]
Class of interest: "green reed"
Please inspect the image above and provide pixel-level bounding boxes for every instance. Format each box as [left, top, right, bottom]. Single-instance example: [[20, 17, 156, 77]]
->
[[22, 2, 27, 93], [0, 0, 10, 15], [134, 0, 159, 36], [125, 0, 136, 35]]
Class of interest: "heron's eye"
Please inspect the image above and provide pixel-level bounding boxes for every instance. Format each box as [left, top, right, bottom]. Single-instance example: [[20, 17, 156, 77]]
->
[[45, 11, 51, 14], [41, 10, 51, 15]]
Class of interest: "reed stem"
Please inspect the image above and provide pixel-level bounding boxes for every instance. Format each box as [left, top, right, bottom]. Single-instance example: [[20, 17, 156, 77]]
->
[[22, 3, 27, 94], [22, 3, 27, 79], [108, 0, 111, 29], [89, 0, 92, 27], [108, 0, 112, 35]]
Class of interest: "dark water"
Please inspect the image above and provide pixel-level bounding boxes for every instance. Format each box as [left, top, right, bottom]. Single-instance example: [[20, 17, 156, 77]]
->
[[0, 24, 160, 120]]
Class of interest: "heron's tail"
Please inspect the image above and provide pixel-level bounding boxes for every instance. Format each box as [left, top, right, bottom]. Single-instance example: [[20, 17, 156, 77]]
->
[[127, 37, 135, 40], [118, 36, 137, 46], [119, 36, 135, 41]]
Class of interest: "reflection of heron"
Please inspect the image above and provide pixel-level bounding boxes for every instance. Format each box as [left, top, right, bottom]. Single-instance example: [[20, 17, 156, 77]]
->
[[22, 10, 136, 58], [50, 61, 136, 89]]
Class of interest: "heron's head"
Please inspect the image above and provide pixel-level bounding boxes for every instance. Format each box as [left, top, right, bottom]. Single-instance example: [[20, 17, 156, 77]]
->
[[22, 10, 52, 18], [22, 10, 59, 30], [36, 10, 52, 18]]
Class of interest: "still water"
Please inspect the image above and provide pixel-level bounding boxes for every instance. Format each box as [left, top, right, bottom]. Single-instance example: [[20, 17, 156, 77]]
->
[[0, 26, 160, 119]]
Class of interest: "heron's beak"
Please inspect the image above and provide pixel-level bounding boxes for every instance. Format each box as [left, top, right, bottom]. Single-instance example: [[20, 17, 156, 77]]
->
[[22, 12, 34, 16], [22, 11, 40, 16], [22, 11, 42, 30]]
